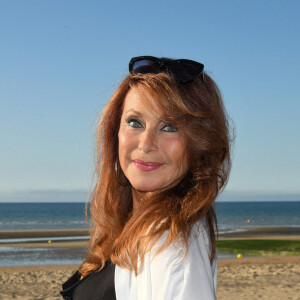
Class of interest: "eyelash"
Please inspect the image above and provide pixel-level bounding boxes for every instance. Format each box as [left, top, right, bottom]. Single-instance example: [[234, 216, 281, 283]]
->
[[126, 117, 178, 132], [162, 125, 178, 132], [127, 118, 142, 128]]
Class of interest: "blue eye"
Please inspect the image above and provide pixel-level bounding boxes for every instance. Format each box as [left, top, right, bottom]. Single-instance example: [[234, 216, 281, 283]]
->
[[127, 118, 142, 128], [161, 124, 178, 132]]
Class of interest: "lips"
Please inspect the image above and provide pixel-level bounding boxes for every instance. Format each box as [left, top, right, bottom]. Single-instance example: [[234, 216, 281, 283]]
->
[[133, 159, 164, 171]]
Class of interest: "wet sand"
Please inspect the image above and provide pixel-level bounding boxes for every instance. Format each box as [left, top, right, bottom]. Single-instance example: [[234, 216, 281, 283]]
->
[[1, 226, 299, 243], [0, 228, 89, 239], [1, 226, 299, 238], [1, 226, 299, 249]]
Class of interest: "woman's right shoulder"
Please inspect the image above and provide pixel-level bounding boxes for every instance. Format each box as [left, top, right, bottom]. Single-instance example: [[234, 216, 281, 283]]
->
[[60, 260, 116, 300]]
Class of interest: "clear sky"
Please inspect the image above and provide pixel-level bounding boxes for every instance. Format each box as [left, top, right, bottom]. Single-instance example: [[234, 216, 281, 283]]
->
[[0, 0, 299, 201]]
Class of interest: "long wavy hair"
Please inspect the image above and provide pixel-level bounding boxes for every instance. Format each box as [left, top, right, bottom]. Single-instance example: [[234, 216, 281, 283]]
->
[[79, 72, 232, 277]]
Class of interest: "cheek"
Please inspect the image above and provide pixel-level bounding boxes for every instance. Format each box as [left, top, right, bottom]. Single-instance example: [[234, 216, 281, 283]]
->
[[162, 138, 188, 167], [118, 130, 136, 159], [118, 130, 126, 149], [118, 131, 126, 162]]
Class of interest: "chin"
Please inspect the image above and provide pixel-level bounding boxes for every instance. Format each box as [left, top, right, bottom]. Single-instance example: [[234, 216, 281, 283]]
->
[[133, 185, 160, 193], [131, 181, 163, 193]]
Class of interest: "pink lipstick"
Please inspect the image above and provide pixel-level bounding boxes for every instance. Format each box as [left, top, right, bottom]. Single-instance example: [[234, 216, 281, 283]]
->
[[133, 159, 164, 171]]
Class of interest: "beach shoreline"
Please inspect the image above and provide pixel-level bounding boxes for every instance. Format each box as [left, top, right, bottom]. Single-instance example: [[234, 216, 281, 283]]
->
[[0, 228, 90, 239], [1, 225, 299, 239], [1, 226, 299, 248], [0, 226, 299, 251]]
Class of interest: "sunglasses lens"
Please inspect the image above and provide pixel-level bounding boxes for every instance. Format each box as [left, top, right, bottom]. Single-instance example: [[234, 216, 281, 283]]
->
[[168, 62, 202, 82], [131, 59, 160, 74], [129, 57, 204, 83]]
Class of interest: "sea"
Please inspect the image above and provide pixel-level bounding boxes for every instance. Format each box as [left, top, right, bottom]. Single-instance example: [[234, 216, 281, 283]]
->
[[0, 201, 299, 267]]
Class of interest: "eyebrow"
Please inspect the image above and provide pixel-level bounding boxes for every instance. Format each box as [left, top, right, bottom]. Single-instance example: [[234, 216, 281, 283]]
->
[[124, 109, 143, 116], [124, 109, 165, 123]]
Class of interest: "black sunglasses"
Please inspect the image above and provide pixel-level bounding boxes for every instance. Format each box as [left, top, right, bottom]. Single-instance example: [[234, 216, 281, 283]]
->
[[129, 56, 204, 83]]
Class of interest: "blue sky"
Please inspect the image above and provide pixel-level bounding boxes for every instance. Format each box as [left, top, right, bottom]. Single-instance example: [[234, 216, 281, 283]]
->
[[0, 0, 299, 201]]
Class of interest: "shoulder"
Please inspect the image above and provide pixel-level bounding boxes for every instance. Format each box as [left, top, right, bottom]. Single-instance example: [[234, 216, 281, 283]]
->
[[150, 220, 213, 264], [60, 261, 116, 300], [150, 220, 217, 298], [148, 221, 217, 299], [115, 220, 217, 300], [149, 220, 211, 269]]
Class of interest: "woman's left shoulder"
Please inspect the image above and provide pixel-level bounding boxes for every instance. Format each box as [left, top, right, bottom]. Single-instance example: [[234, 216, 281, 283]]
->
[[189, 219, 213, 253], [147, 220, 217, 299], [152, 220, 211, 260]]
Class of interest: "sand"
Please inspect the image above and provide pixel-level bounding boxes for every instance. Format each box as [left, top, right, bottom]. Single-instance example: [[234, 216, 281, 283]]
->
[[0, 227, 299, 299], [0, 257, 299, 299], [218, 257, 300, 300]]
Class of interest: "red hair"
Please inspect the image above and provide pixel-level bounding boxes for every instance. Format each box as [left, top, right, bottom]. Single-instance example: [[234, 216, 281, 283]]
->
[[79, 72, 232, 276]]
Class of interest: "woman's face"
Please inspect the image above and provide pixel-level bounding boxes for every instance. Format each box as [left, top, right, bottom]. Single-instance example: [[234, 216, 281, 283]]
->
[[118, 88, 189, 197]]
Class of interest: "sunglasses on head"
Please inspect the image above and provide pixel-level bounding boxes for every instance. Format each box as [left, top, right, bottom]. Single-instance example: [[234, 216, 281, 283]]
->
[[129, 56, 204, 83]]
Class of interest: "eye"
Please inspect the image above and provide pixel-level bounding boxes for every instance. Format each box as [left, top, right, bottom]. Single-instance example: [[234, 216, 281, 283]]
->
[[127, 118, 142, 128], [161, 124, 178, 132]]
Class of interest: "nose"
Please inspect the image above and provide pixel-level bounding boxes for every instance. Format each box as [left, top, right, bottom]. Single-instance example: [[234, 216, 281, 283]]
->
[[138, 129, 158, 153]]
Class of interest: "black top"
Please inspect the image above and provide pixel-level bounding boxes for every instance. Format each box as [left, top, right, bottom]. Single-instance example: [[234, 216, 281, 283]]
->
[[60, 260, 116, 300]]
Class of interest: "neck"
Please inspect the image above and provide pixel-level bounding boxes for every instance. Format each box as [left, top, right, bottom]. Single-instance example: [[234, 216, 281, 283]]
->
[[132, 189, 154, 212]]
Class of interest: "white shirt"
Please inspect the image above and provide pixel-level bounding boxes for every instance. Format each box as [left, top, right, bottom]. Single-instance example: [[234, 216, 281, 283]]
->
[[115, 221, 217, 300]]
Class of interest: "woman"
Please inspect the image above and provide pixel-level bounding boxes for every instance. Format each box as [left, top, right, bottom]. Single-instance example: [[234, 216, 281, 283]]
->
[[60, 56, 232, 300]]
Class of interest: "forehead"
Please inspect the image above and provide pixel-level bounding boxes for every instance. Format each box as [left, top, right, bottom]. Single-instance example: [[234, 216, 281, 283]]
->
[[122, 87, 163, 119]]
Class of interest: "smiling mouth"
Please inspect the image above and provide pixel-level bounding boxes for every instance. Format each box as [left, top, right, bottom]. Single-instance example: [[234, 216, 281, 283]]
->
[[133, 159, 164, 171]]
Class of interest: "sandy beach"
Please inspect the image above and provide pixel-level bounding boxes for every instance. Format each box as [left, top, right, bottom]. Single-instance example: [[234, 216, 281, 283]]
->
[[0, 257, 299, 299], [0, 227, 299, 299]]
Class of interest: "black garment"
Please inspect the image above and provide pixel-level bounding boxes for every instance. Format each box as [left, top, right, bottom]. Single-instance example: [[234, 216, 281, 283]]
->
[[60, 260, 116, 300]]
